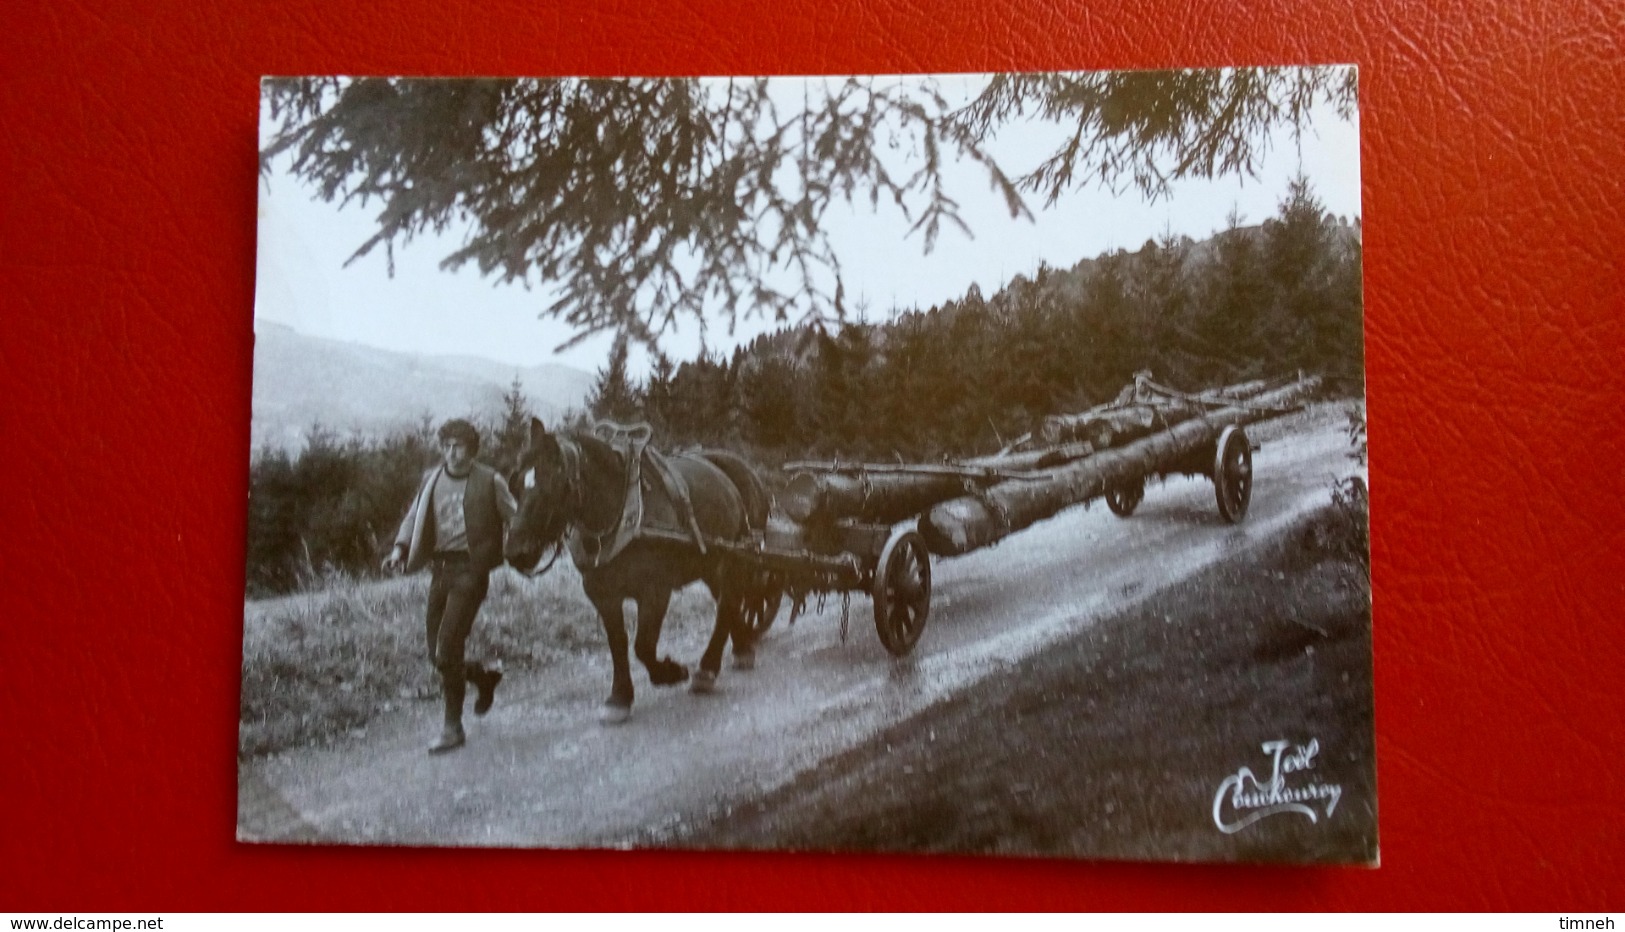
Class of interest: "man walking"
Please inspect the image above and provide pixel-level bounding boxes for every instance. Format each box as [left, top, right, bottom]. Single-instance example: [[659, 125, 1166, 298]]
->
[[383, 419, 519, 754]]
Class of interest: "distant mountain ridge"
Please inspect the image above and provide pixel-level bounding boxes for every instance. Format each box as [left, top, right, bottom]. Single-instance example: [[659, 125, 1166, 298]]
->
[[251, 322, 593, 452]]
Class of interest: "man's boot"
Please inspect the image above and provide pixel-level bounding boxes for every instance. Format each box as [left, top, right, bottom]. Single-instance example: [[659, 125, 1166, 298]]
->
[[429, 671, 467, 755], [469, 662, 503, 716], [428, 721, 465, 755]]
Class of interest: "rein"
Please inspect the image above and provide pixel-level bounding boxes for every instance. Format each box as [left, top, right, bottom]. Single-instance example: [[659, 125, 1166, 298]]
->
[[519, 538, 566, 578]]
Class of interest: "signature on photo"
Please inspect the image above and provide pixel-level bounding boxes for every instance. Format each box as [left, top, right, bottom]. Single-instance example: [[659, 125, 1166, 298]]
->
[[1212, 738, 1344, 834]]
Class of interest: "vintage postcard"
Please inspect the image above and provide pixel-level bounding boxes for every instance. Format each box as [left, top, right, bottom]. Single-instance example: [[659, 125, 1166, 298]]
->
[[242, 69, 1374, 864]]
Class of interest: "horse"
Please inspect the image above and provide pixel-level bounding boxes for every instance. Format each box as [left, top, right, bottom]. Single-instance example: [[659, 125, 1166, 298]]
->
[[503, 416, 771, 724]]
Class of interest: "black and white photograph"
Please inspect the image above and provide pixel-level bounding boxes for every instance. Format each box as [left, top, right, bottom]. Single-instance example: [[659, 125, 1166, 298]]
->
[[241, 69, 1375, 864]]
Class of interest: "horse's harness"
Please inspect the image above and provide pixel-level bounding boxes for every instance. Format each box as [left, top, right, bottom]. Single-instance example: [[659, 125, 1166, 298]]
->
[[519, 427, 708, 577], [558, 431, 621, 563]]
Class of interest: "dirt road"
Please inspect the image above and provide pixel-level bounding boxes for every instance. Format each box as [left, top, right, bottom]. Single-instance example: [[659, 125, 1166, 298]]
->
[[239, 407, 1361, 849]]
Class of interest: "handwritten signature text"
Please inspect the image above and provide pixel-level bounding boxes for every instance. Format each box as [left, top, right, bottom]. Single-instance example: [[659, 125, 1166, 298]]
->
[[1212, 739, 1343, 834]]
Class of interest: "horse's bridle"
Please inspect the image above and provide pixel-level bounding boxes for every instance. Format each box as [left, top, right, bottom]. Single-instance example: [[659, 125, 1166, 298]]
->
[[515, 431, 618, 578], [519, 537, 566, 579], [512, 435, 580, 578]]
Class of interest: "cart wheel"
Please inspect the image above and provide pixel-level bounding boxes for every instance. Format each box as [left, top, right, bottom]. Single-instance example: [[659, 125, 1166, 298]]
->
[[873, 528, 931, 656], [1105, 477, 1144, 517], [737, 582, 783, 638], [1213, 425, 1253, 523]]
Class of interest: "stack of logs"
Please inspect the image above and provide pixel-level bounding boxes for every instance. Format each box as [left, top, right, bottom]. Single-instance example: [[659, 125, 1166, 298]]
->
[[1028, 373, 1293, 449], [779, 373, 1321, 558]]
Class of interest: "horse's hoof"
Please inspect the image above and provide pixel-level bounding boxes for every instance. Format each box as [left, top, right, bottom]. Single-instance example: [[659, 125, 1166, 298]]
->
[[731, 650, 756, 671], [689, 669, 718, 695], [649, 660, 689, 687], [599, 702, 632, 725]]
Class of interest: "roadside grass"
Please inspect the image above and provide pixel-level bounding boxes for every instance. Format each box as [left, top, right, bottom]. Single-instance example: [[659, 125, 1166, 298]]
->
[[238, 562, 718, 758]]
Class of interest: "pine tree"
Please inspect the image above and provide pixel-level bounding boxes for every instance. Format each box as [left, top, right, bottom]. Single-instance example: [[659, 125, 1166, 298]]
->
[[1085, 250, 1136, 398], [665, 350, 732, 447], [737, 354, 804, 451], [491, 375, 532, 470], [587, 338, 643, 424], [1197, 209, 1272, 381], [642, 353, 677, 438], [1263, 175, 1336, 371], [870, 309, 936, 458], [1323, 225, 1365, 384], [1133, 231, 1193, 379]]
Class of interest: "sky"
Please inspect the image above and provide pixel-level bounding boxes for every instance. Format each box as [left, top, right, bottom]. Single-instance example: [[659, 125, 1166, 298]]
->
[[254, 73, 1362, 377]]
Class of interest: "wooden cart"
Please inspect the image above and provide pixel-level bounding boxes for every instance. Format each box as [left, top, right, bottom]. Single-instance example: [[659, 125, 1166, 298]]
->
[[711, 373, 1320, 657]]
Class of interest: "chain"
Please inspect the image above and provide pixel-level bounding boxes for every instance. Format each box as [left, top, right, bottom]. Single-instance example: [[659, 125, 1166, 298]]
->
[[787, 591, 806, 627]]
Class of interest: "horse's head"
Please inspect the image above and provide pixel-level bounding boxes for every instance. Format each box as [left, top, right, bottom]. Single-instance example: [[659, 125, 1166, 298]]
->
[[505, 417, 577, 572]]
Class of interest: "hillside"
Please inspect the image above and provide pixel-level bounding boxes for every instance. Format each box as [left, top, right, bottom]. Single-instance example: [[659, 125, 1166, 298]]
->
[[250, 322, 593, 452]]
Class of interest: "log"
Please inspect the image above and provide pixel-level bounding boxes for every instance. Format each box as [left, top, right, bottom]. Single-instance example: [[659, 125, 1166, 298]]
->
[[783, 373, 1314, 526], [1037, 375, 1286, 448], [965, 441, 1094, 472], [986, 374, 1303, 469], [1194, 375, 1283, 401], [782, 461, 1041, 481], [781, 469, 989, 525], [917, 377, 1320, 556]]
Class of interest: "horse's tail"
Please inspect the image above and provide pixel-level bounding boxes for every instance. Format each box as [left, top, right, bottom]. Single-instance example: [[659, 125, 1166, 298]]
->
[[699, 450, 770, 534]]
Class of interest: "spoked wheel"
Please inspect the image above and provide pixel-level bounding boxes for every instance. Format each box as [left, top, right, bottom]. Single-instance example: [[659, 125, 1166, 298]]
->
[[736, 581, 783, 638], [872, 528, 931, 657], [1105, 477, 1145, 517], [1213, 425, 1254, 523]]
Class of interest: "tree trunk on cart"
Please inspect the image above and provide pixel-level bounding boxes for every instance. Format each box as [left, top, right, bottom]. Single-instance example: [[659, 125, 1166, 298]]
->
[[781, 470, 973, 525], [917, 377, 1320, 556]]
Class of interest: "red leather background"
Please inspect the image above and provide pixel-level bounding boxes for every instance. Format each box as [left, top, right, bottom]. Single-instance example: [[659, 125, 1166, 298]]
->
[[4, 0, 1621, 911]]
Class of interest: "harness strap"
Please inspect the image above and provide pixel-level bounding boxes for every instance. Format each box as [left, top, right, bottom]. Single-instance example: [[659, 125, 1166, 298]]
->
[[644, 451, 709, 555], [550, 421, 727, 568], [559, 435, 629, 569]]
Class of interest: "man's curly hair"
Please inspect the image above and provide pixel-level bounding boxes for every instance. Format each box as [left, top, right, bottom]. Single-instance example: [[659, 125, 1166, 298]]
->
[[436, 418, 480, 454]]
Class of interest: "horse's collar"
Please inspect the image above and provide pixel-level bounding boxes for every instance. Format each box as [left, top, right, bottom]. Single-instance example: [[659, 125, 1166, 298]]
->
[[555, 433, 585, 516], [557, 433, 619, 549], [562, 429, 663, 570]]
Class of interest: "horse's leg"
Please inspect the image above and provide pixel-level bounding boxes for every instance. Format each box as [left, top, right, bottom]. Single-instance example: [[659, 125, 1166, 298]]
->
[[729, 619, 756, 670], [705, 564, 756, 669], [633, 587, 688, 687], [728, 582, 758, 671], [584, 581, 635, 724], [690, 581, 741, 695]]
